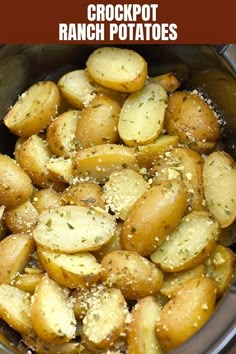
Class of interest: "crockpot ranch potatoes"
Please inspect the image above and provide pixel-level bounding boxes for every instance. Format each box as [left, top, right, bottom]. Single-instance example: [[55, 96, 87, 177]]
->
[[0, 46, 235, 354]]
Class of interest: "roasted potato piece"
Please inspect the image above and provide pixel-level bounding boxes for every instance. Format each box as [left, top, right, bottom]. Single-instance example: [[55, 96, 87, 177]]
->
[[31, 276, 76, 344], [4, 200, 39, 234], [13, 272, 44, 294], [121, 180, 188, 256], [151, 211, 220, 272], [0, 233, 35, 284], [46, 156, 74, 184], [151, 72, 180, 94], [136, 135, 179, 168], [4, 81, 60, 138], [127, 296, 163, 354], [204, 244, 235, 297], [203, 151, 236, 228], [151, 147, 205, 211], [46, 110, 81, 157], [73, 144, 139, 184], [82, 287, 128, 350], [86, 47, 147, 93], [165, 91, 221, 153], [33, 205, 116, 253], [0, 284, 32, 335], [0, 154, 33, 209], [37, 247, 102, 288], [155, 276, 217, 351], [103, 169, 149, 220], [160, 264, 205, 297], [32, 188, 64, 214], [118, 82, 167, 146], [75, 94, 120, 148], [101, 250, 163, 300], [62, 182, 105, 209]]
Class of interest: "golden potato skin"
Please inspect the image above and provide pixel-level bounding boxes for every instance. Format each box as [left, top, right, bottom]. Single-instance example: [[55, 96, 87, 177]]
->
[[165, 91, 221, 153], [76, 94, 120, 148], [155, 275, 217, 351], [101, 250, 163, 300], [120, 180, 188, 256], [0, 154, 33, 209]]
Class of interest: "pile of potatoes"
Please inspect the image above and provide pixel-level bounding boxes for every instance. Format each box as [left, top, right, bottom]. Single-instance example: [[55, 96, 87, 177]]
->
[[0, 46, 235, 354]]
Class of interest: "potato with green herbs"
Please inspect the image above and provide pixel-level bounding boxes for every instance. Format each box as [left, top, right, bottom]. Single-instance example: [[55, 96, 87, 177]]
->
[[86, 47, 147, 93], [203, 151, 236, 228], [101, 250, 163, 300], [0, 154, 33, 209], [121, 180, 188, 256], [165, 91, 221, 153], [155, 276, 217, 351], [4, 81, 60, 138], [32, 188, 64, 214]]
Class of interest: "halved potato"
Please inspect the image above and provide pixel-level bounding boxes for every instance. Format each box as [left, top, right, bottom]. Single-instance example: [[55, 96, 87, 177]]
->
[[127, 296, 163, 354], [32, 188, 64, 214], [120, 180, 188, 256], [46, 157, 74, 184], [0, 154, 33, 209], [86, 47, 147, 93], [204, 244, 235, 296], [33, 205, 116, 253], [151, 72, 180, 94], [118, 82, 167, 146], [155, 275, 217, 351], [0, 233, 35, 284], [203, 151, 236, 228], [151, 211, 220, 272], [101, 250, 163, 300], [31, 275, 76, 344], [75, 94, 120, 148], [0, 284, 32, 335], [37, 247, 102, 288], [46, 110, 81, 157], [103, 169, 149, 220], [82, 287, 128, 350], [13, 272, 44, 294], [4, 81, 60, 138], [73, 144, 139, 184]]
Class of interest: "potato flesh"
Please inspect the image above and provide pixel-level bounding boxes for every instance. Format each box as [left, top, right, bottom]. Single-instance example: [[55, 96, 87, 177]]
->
[[118, 82, 167, 146], [86, 47, 147, 93], [33, 205, 116, 253], [151, 211, 220, 272]]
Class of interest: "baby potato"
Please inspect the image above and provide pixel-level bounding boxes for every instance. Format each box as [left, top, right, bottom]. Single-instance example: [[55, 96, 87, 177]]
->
[[62, 182, 105, 209], [86, 47, 147, 93], [32, 188, 64, 214], [151, 72, 180, 93], [4, 81, 60, 138], [151, 211, 220, 272], [33, 205, 116, 253], [0, 233, 35, 284], [82, 287, 128, 350], [37, 247, 102, 288], [165, 91, 221, 153], [46, 157, 74, 184], [203, 151, 236, 228], [204, 244, 235, 297], [155, 275, 217, 351], [118, 82, 167, 146], [101, 250, 163, 300], [13, 272, 44, 294], [127, 296, 163, 354], [0, 284, 32, 335], [46, 110, 81, 157], [73, 144, 139, 184], [75, 94, 120, 148], [136, 135, 179, 168], [4, 200, 39, 234], [103, 169, 149, 220], [0, 154, 33, 209], [31, 275, 76, 344], [120, 180, 188, 256], [151, 147, 205, 211]]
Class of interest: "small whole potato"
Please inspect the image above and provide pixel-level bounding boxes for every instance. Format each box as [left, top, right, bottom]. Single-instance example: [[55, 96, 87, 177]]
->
[[101, 250, 163, 299], [0, 154, 33, 209], [165, 91, 221, 153]]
